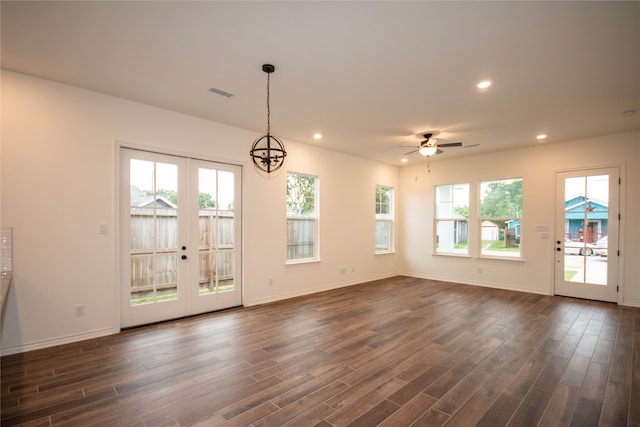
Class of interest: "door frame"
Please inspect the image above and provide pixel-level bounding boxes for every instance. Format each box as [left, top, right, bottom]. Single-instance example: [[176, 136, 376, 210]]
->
[[115, 142, 245, 330], [553, 164, 625, 303]]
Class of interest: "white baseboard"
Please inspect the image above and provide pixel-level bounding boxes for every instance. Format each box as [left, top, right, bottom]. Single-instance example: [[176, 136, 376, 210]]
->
[[1, 327, 116, 356], [622, 298, 640, 308], [244, 273, 397, 307], [403, 272, 551, 296]]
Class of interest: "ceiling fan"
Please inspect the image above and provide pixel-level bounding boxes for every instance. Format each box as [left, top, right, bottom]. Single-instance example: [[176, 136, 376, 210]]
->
[[403, 133, 463, 156]]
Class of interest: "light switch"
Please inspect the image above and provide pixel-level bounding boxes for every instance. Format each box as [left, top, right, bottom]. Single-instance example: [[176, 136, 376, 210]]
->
[[99, 224, 108, 235]]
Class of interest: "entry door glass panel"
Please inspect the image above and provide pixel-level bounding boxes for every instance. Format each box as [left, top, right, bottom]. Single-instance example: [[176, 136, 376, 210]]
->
[[555, 168, 618, 302], [563, 175, 607, 286]]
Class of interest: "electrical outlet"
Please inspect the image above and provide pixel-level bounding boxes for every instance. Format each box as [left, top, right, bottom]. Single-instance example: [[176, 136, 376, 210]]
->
[[75, 305, 85, 317], [340, 267, 347, 275], [268, 278, 273, 286], [477, 267, 483, 274]]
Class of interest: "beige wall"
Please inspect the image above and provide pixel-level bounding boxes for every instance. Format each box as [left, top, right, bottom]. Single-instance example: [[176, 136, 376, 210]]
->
[[400, 131, 640, 306]]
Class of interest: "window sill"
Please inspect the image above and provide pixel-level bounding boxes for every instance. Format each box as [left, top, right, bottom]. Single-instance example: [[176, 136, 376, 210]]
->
[[432, 252, 471, 259], [375, 250, 395, 255], [286, 258, 321, 266], [476, 255, 525, 262]]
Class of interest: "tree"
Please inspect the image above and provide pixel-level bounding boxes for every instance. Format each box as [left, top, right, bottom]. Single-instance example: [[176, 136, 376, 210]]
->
[[145, 189, 216, 208], [376, 187, 390, 215], [480, 179, 522, 220], [198, 192, 216, 209], [287, 174, 315, 215], [480, 179, 522, 245], [454, 206, 469, 218], [147, 189, 178, 205]]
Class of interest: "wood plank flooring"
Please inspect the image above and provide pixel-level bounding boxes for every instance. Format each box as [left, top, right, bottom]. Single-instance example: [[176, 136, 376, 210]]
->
[[2, 276, 639, 426]]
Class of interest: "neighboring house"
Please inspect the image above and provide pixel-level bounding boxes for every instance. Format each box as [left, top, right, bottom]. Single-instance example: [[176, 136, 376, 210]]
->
[[564, 194, 608, 243], [130, 185, 177, 209], [481, 220, 500, 241]]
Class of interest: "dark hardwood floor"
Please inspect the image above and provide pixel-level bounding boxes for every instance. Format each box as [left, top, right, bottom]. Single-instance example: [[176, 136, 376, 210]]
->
[[2, 276, 639, 426]]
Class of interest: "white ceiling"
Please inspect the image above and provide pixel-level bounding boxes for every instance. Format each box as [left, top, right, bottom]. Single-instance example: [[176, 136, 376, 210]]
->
[[2, 1, 639, 166]]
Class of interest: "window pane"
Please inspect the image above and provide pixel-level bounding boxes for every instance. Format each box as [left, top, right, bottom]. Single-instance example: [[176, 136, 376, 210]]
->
[[287, 173, 318, 261], [376, 220, 391, 252], [434, 183, 469, 255], [376, 186, 391, 216], [287, 173, 316, 216], [480, 178, 522, 257], [436, 220, 468, 254], [287, 218, 315, 260]]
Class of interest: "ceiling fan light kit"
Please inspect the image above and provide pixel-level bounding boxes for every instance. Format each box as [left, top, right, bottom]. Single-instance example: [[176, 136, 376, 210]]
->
[[250, 63, 287, 174], [403, 133, 463, 158], [419, 145, 438, 156]]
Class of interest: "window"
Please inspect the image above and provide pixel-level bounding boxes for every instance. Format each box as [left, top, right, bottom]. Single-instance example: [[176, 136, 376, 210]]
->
[[375, 186, 394, 253], [480, 178, 522, 258], [286, 173, 318, 262], [435, 183, 469, 255]]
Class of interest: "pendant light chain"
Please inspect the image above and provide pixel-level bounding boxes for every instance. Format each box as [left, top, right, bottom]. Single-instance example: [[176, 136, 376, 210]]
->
[[266, 71, 271, 135]]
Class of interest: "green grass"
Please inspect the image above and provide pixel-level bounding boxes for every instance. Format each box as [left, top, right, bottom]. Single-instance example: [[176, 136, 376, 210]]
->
[[564, 270, 578, 281], [454, 241, 468, 249], [131, 293, 177, 305], [131, 284, 235, 305], [483, 240, 520, 252]]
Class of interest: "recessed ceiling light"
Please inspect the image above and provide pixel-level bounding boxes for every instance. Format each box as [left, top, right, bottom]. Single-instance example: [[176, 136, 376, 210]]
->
[[536, 134, 547, 140], [477, 80, 492, 89], [313, 133, 322, 140], [401, 158, 408, 163]]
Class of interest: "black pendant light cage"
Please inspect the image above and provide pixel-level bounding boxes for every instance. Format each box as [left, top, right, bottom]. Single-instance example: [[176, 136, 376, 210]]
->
[[250, 64, 287, 173]]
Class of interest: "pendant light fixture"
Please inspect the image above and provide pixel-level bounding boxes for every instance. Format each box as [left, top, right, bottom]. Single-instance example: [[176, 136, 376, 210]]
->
[[250, 64, 287, 173]]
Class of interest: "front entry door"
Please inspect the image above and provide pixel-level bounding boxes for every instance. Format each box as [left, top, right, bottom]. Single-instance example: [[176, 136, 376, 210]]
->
[[554, 168, 619, 302], [120, 148, 242, 328]]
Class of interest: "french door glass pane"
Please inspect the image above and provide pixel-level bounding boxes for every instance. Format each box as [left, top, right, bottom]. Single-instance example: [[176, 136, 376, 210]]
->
[[198, 168, 236, 295], [129, 159, 179, 305], [564, 175, 608, 286]]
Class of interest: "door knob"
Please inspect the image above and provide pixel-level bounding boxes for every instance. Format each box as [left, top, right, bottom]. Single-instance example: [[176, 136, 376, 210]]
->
[[181, 255, 187, 260], [182, 246, 187, 250]]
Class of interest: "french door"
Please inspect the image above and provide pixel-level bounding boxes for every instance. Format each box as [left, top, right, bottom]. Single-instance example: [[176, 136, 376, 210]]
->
[[554, 167, 619, 302], [119, 148, 242, 328]]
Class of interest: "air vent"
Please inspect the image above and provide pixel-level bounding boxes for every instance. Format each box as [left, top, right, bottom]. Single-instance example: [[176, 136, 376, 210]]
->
[[208, 87, 234, 98]]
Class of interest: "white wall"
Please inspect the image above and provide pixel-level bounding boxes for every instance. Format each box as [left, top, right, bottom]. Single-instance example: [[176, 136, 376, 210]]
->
[[3, 70, 638, 355], [400, 131, 640, 306], [0, 71, 400, 354]]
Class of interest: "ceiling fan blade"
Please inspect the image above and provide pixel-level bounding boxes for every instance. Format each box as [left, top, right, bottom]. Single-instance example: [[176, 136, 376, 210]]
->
[[404, 148, 419, 155], [435, 149, 444, 155], [436, 142, 463, 148]]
